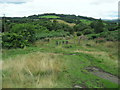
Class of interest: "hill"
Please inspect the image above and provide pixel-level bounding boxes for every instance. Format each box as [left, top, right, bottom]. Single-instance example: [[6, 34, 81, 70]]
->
[[28, 13, 98, 23], [52, 19, 76, 27], [1, 13, 119, 88]]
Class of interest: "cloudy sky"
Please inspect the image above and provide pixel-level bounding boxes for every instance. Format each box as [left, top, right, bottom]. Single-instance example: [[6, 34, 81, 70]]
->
[[0, 0, 119, 19]]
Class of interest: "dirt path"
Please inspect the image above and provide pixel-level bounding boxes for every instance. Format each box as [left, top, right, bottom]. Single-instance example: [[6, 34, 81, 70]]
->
[[86, 67, 120, 84], [74, 50, 105, 55]]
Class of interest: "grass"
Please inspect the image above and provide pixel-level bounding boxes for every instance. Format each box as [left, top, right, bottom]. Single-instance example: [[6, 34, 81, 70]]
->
[[3, 52, 63, 88], [80, 19, 92, 25], [2, 37, 119, 88], [54, 19, 76, 27], [39, 15, 60, 19]]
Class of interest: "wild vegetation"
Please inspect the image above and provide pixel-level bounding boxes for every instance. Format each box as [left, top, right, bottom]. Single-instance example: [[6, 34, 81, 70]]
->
[[1, 13, 119, 88]]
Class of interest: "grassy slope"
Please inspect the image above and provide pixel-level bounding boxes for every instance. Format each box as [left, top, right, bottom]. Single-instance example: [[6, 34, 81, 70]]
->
[[55, 19, 76, 27], [39, 15, 93, 26], [2, 37, 119, 88], [80, 19, 92, 25]]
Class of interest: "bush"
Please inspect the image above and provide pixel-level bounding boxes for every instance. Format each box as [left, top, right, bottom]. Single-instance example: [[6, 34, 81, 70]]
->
[[10, 23, 36, 43], [83, 29, 94, 35], [74, 23, 89, 32], [2, 23, 38, 48], [90, 20, 105, 33], [2, 33, 29, 48], [99, 30, 118, 41], [87, 34, 100, 39], [76, 32, 82, 36]]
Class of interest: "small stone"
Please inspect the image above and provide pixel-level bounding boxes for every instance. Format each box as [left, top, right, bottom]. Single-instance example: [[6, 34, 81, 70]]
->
[[74, 85, 82, 88]]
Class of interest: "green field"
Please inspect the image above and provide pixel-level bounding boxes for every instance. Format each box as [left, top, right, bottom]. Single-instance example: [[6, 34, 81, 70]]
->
[[80, 19, 92, 25], [2, 37, 119, 88], [39, 15, 60, 19]]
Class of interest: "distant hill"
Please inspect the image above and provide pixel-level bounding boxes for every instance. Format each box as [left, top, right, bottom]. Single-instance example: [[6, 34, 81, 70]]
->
[[102, 19, 118, 23], [5, 13, 113, 26], [25, 13, 101, 26], [28, 13, 98, 22]]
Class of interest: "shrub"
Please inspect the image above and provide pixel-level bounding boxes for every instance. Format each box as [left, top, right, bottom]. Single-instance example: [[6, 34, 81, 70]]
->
[[76, 32, 82, 36], [99, 30, 118, 41], [2, 33, 29, 48], [74, 23, 89, 32], [83, 29, 94, 35], [87, 34, 100, 39], [2, 23, 38, 48]]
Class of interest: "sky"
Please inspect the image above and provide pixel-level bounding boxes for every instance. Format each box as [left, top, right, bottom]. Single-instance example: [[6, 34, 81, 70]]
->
[[0, 0, 119, 19]]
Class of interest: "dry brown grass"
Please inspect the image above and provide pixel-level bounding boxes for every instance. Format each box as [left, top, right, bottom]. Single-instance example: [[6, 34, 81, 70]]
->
[[2, 52, 63, 88], [55, 19, 76, 27], [74, 50, 106, 55]]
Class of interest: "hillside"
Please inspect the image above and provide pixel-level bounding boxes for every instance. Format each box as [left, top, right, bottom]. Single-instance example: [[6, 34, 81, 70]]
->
[[28, 13, 98, 23], [1, 13, 119, 88], [52, 19, 76, 27]]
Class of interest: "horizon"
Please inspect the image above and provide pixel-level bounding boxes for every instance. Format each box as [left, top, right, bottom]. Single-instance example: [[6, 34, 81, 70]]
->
[[2, 13, 118, 20], [0, 0, 118, 19]]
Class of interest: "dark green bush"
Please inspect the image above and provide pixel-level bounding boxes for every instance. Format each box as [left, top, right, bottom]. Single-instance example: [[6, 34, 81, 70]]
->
[[99, 30, 118, 41], [87, 34, 100, 39], [2, 23, 37, 48], [76, 32, 82, 36], [10, 23, 36, 43], [2, 33, 29, 48], [83, 29, 94, 35]]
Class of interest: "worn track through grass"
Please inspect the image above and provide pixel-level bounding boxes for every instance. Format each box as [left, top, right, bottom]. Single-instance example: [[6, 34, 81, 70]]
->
[[2, 39, 119, 88]]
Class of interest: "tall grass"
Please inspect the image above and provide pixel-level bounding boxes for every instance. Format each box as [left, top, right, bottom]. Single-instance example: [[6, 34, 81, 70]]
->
[[2, 52, 63, 88], [2, 38, 119, 88]]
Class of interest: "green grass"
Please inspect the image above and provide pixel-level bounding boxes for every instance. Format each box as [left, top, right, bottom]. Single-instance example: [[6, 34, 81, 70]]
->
[[2, 46, 43, 60], [39, 15, 60, 19], [80, 19, 92, 25], [2, 37, 119, 88]]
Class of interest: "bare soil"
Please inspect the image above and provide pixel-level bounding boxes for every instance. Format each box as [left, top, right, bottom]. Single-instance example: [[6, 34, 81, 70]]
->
[[86, 67, 120, 84]]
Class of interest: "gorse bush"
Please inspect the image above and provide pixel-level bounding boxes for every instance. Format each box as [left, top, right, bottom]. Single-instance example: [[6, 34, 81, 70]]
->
[[2, 33, 29, 48], [87, 34, 100, 39], [76, 32, 82, 36], [83, 28, 94, 35], [10, 23, 36, 42], [2, 23, 37, 48]]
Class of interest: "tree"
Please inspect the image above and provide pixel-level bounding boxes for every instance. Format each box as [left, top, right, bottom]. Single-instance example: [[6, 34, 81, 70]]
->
[[90, 19, 104, 33], [83, 28, 94, 35], [74, 23, 89, 32], [10, 23, 36, 42]]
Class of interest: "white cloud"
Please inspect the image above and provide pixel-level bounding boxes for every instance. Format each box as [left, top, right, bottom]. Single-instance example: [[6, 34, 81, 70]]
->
[[0, 0, 119, 19]]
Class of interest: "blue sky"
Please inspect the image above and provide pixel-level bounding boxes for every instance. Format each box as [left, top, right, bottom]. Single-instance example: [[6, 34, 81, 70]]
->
[[0, 0, 119, 19]]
